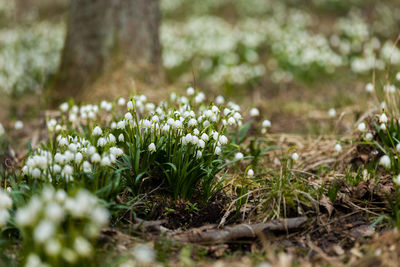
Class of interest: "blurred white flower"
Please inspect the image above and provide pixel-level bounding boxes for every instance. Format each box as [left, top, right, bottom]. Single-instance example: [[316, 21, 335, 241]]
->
[[249, 108, 260, 117], [357, 122, 366, 132], [379, 155, 391, 168], [247, 168, 254, 177], [328, 108, 336, 117], [291, 152, 299, 162], [148, 143, 156, 152], [14, 120, 23, 130]]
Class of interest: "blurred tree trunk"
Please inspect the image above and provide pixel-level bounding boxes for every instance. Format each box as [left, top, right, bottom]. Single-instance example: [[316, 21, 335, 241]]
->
[[50, 0, 161, 103]]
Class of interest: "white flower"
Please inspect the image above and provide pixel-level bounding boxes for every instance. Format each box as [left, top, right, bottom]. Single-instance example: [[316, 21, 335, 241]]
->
[[394, 174, 400, 185], [186, 87, 195, 96], [215, 95, 225, 105], [75, 152, 83, 164], [188, 118, 197, 127], [197, 139, 205, 149], [380, 123, 386, 131], [62, 165, 73, 176], [34, 220, 55, 243], [365, 133, 373, 141], [201, 133, 209, 141], [101, 156, 111, 166], [0, 190, 12, 210], [227, 117, 236, 125], [108, 134, 116, 143], [379, 155, 391, 168], [249, 108, 260, 117], [91, 153, 101, 163], [396, 72, 400, 81], [97, 137, 107, 147], [93, 126, 102, 136], [357, 122, 366, 132], [214, 146, 222, 155], [45, 239, 61, 256], [74, 237, 92, 257], [262, 120, 271, 128], [125, 112, 133, 121], [196, 150, 202, 159], [83, 161, 92, 173], [328, 108, 336, 117], [0, 210, 10, 227], [365, 83, 374, 92], [45, 203, 64, 222], [127, 101, 133, 110], [118, 134, 125, 142], [148, 143, 156, 152], [247, 169, 254, 177], [32, 168, 41, 178], [291, 152, 299, 162], [117, 97, 126, 106], [379, 113, 388, 124], [60, 102, 69, 112], [14, 120, 23, 130], [218, 135, 228, 145], [235, 152, 244, 160], [133, 244, 156, 263], [334, 144, 342, 152]]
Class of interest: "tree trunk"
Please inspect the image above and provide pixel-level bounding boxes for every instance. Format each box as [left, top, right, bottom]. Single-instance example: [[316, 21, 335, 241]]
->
[[51, 0, 161, 103]]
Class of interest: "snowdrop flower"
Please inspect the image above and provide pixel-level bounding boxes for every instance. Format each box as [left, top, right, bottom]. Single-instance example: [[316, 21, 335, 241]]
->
[[214, 146, 222, 155], [108, 134, 116, 143], [365, 133, 373, 141], [0, 210, 10, 227], [82, 161, 92, 173], [380, 123, 386, 131], [32, 168, 41, 178], [379, 113, 388, 124], [235, 152, 244, 160], [117, 120, 126, 129], [365, 83, 374, 92], [75, 153, 83, 164], [186, 87, 195, 96], [394, 174, 400, 185], [188, 118, 197, 127], [215, 95, 225, 105], [219, 135, 228, 145], [58, 137, 68, 146], [101, 156, 111, 166], [0, 190, 12, 210], [62, 165, 73, 177], [227, 117, 236, 125], [262, 120, 271, 128], [74, 236, 92, 257], [201, 133, 209, 141], [197, 140, 205, 149], [91, 153, 101, 163], [97, 137, 107, 147], [334, 144, 342, 152], [379, 155, 391, 168], [291, 152, 299, 162], [247, 169, 254, 177], [34, 220, 55, 243], [148, 143, 156, 152], [357, 122, 366, 132], [60, 102, 69, 112], [133, 244, 156, 263], [14, 120, 23, 130], [328, 108, 336, 117], [124, 112, 133, 121], [118, 134, 124, 142], [249, 108, 260, 117], [127, 101, 133, 110], [196, 150, 202, 159], [117, 97, 126, 106], [110, 122, 117, 129], [93, 126, 102, 136]]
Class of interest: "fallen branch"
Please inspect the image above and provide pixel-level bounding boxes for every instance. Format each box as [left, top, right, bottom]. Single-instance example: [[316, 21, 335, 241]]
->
[[173, 217, 307, 244], [133, 218, 169, 233]]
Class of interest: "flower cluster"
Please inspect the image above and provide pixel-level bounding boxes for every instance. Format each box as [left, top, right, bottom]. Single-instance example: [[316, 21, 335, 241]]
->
[[16, 186, 109, 266]]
